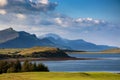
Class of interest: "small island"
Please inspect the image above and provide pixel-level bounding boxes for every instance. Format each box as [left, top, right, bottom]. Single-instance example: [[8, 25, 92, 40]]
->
[[0, 46, 99, 61]]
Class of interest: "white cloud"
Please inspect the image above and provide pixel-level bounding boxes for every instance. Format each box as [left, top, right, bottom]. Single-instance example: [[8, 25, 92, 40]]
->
[[0, 9, 6, 15], [86, 17, 93, 21], [75, 17, 106, 27], [29, 0, 49, 4], [38, 0, 48, 4], [53, 17, 107, 28], [0, 0, 7, 7], [0, 0, 57, 14], [54, 16, 74, 27], [54, 18, 62, 24], [16, 13, 26, 19]]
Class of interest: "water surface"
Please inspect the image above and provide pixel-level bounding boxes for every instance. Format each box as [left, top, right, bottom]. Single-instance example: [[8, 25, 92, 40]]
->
[[32, 53, 120, 72]]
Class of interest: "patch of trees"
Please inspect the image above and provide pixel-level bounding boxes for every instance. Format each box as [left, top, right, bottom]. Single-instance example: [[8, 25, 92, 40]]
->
[[0, 60, 49, 74]]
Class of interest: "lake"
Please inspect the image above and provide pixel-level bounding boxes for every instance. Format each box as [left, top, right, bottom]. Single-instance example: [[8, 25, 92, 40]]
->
[[32, 53, 120, 72]]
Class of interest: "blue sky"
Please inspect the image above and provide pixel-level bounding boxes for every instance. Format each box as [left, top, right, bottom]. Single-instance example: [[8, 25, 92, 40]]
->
[[51, 0, 120, 24], [0, 0, 120, 47]]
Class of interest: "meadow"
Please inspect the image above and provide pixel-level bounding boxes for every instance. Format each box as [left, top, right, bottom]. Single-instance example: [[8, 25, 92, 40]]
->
[[0, 72, 120, 80]]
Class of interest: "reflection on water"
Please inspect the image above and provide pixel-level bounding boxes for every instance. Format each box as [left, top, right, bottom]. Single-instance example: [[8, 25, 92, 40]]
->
[[32, 53, 120, 72]]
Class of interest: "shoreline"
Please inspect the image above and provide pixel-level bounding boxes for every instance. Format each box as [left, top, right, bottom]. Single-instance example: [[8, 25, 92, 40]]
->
[[67, 52, 120, 54], [0, 57, 100, 62]]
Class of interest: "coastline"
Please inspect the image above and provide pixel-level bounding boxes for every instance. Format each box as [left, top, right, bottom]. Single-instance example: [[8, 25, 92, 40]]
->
[[67, 52, 120, 54], [0, 57, 100, 62]]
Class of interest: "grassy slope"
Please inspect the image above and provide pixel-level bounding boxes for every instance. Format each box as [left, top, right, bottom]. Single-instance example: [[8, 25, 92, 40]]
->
[[0, 48, 22, 54], [0, 47, 58, 55], [19, 47, 58, 55], [0, 72, 120, 80]]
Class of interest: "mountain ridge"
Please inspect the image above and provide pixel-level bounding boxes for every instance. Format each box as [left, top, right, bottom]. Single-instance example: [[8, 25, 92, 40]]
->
[[0, 28, 117, 51]]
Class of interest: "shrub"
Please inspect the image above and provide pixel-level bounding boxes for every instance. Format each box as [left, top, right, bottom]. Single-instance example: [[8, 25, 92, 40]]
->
[[37, 63, 49, 72]]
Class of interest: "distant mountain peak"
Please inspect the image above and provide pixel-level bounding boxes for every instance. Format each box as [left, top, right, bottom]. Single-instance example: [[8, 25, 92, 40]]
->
[[40, 33, 62, 40], [6, 27, 14, 30], [0, 28, 19, 44], [0, 27, 14, 32]]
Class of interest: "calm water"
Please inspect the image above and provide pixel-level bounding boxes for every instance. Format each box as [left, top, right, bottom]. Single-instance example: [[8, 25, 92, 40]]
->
[[32, 53, 120, 72]]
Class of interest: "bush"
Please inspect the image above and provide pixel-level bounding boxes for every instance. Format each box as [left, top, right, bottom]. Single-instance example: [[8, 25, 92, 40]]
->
[[7, 67, 16, 73], [37, 63, 49, 72]]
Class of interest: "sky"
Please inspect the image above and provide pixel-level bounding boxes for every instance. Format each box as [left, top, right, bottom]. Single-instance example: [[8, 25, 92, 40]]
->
[[0, 0, 120, 47]]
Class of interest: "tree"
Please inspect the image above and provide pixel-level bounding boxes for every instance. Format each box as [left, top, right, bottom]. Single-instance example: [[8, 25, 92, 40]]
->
[[7, 61, 16, 73], [33, 63, 37, 71], [15, 59, 21, 72], [21, 60, 30, 72], [0, 61, 9, 73], [29, 62, 34, 71], [37, 63, 49, 72], [0, 60, 49, 73]]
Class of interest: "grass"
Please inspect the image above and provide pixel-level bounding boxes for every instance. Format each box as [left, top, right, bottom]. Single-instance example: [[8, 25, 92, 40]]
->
[[19, 47, 58, 55], [0, 72, 120, 80], [0, 47, 120, 55], [0, 48, 22, 54], [0, 47, 58, 55]]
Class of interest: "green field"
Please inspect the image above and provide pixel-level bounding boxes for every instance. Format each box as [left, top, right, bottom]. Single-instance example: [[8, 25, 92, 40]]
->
[[0, 47, 60, 55], [0, 72, 120, 80], [0, 48, 22, 54]]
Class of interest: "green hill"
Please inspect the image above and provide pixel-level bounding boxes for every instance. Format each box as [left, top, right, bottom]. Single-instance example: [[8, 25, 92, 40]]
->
[[0, 47, 70, 59], [19, 47, 59, 55], [18, 47, 70, 58]]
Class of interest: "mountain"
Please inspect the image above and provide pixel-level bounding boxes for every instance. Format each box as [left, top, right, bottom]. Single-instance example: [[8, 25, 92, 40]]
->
[[40, 34, 116, 51], [0, 28, 116, 51], [0, 28, 54, 48], [40, 33, 62, 40], [39, 33, 71, 49], [0, 28, 19, 44]]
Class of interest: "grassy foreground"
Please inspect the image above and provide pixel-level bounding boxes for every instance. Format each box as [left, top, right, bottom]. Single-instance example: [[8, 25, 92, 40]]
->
[[0, 72, 120, 80]]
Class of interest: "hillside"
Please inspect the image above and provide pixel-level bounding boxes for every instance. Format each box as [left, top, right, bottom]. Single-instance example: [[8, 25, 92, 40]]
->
[[19, 47, 70, 58], [0, 47, 70, 59], [102, 48, 120, 53]]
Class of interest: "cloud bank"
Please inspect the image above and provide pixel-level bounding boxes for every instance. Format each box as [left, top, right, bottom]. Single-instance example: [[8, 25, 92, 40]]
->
[[0, 0, 7, 7], [0, 0, 57, 14]]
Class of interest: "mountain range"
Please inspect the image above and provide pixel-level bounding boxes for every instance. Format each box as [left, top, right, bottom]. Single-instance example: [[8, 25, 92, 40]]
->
[[0, 28, 116, 51]]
